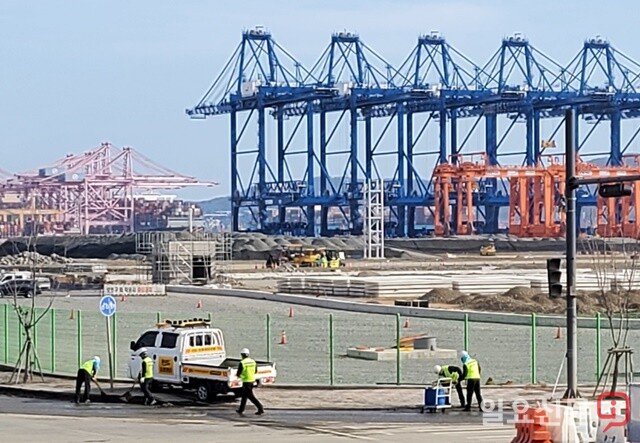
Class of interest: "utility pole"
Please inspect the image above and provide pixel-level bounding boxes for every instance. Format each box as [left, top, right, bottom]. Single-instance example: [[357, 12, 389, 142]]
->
[[564, 108, 579, 399], [562, 107, 635, 399]]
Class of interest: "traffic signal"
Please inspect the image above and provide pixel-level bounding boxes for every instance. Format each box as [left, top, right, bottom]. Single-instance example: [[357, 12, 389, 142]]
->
[[546, 258, 563, 298], [598, 183, 632, 198]]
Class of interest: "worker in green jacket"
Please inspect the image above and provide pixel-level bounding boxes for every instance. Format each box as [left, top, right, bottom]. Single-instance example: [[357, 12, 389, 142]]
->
[[235, 348, 264, 415], [460, 351, 483, 411], [434, 364, 465, 408], [75, 356, 100, 404], [137, 348, 157, 406]]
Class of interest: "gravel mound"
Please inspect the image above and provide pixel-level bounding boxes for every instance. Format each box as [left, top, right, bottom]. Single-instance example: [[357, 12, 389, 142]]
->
[[501, 286, 541, 300], [420, 288, 463, 303]]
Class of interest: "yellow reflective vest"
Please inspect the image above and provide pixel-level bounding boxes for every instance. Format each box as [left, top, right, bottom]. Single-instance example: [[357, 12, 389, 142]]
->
[[464, 358, 481, 380], [441, 365, 459, 383], [81, 359, 95, 375], [240, 357, 257, 383], [141, 356, 154, 380]]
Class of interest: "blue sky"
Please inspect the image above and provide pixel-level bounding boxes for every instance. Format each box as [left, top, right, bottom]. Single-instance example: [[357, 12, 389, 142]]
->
[[0, 0, 636, 200]]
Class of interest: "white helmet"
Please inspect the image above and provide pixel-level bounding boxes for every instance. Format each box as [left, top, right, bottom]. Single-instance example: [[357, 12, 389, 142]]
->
[[139, 348, 148, 356], [93, 356, 101, 365], [434, 365, 442, 375], [240, 348, 250, 355]]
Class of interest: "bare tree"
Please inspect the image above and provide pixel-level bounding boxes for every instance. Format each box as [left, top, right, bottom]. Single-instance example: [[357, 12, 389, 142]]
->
[[585, 237, 637, 395], [5, 228, 57, 383]]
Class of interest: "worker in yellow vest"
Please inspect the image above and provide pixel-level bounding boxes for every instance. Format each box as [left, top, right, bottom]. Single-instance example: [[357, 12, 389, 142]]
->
[[75, 356, 100, 404], [235, 348, 264, 415], [137, 348, 157, 406], [434, 364, 465, 408], [460, 351, 483, 411]]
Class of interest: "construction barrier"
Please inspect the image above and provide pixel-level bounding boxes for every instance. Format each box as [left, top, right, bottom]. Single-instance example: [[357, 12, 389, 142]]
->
[[511, 407, 552, 443]]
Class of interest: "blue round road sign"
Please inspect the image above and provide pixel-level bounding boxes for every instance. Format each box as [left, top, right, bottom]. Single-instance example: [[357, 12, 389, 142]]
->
[[99, 295, 117, 317]]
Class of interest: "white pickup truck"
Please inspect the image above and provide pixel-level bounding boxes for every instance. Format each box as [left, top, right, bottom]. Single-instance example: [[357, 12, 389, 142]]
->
[[127, 318, 277, 402]]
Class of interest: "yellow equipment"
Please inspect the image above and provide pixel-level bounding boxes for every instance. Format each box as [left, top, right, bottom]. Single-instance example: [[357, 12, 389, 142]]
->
[[480, 242, 496, 256], [325, 249, 345, 268], [291, 247, 322, 267]]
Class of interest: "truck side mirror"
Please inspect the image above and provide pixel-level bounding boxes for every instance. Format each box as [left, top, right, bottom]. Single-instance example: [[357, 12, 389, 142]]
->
[[130, 341, 136, 351]]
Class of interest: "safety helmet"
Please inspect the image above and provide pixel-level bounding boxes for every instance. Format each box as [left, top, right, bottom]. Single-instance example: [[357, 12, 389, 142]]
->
[[93, 356, 101, 368], [240, 348, 250, 356], [139, 348, 148, 356], [459, 350, 469, 362], [434, 365, 442, 375]]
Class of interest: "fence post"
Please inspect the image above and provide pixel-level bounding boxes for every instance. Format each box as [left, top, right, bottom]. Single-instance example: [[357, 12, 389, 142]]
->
[[266, 314, 271, 361], [329, 314, 334, 386], [596, 312, 601, 381], [463, 313, 469, 351], [156, 312, 161, 324], [33, 308, 38, 348], [207, 312, 212, 322], [3, 304, 8, 364], [112, 313, 117, 378], [531, 313, 537, 384], [18, 312, 23, 357], [50, 308, 56, 372], [77, 309, 82, 368], [396, 313, 401, 385]]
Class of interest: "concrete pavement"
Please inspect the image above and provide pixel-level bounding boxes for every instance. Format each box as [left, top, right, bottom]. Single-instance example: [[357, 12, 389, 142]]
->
[[0, 373, 558, 410]]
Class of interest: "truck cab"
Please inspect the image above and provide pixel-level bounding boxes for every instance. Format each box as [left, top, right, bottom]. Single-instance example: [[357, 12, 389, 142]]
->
[[127, 318, 277, 401]]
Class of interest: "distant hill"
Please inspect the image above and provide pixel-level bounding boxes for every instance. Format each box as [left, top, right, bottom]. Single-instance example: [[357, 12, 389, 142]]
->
[[196, 196, 230, 213]]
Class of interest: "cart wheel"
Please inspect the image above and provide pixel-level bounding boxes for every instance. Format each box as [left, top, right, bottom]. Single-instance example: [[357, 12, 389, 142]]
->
[[441, 409, 446, 414]]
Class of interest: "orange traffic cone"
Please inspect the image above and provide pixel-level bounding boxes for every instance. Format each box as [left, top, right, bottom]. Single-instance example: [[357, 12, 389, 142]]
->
[[403, 318, 410, 328], [196, 299, 203, 309], [555, 327, 562, 340], [69, 309, 75, 320], [288, 307, 294, 318], [279, 330, 288, 345]]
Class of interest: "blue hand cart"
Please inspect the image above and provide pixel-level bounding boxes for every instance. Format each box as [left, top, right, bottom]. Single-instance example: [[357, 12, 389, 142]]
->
[[421, 378, 452, 413]]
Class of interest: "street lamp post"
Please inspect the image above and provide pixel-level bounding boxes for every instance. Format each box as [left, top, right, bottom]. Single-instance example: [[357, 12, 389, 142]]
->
[[562, 107, 635, 399], [564, 108, 580, 399]]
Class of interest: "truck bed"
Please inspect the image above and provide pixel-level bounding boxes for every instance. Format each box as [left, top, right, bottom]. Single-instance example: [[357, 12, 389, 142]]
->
[[184, 358, 275, 370]]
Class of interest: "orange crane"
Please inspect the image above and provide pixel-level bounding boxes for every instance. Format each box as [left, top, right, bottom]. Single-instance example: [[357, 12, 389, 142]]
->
[[432, 153, 640, 239]]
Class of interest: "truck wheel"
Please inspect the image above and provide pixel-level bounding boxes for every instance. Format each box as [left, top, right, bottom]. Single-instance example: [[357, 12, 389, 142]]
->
[[195, 382, 212, 402]]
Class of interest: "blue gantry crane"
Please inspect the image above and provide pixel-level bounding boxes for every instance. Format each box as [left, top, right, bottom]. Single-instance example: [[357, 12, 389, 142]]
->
[[187, 28, 640, 238]]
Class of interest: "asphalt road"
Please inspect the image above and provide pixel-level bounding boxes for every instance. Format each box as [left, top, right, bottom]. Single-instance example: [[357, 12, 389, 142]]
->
[[0, 394, 517, 442]]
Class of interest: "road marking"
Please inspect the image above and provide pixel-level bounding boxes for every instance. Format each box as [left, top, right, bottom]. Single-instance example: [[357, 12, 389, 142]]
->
[[301, 425, 376, 440]]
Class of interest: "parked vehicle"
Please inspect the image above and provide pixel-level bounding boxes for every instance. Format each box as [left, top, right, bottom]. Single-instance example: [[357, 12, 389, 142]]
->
[[0, 279, 43, 298], [127, 318, 277, 402], [0, 271, 33, 285]]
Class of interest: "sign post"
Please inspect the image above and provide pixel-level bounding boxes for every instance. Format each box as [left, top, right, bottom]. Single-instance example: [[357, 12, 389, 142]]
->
[[99, 295, 117, 389]]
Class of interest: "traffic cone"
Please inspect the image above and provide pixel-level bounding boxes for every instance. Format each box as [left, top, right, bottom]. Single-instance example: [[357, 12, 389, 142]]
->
[[196, 299, 203, 309], [555, 327, 562, 339], [288, 307, 294, 318], [121, 294, 127, 302], [69, 309, 75, 320], [403, 318, 410, 328], [279, 330, 287, 345]]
